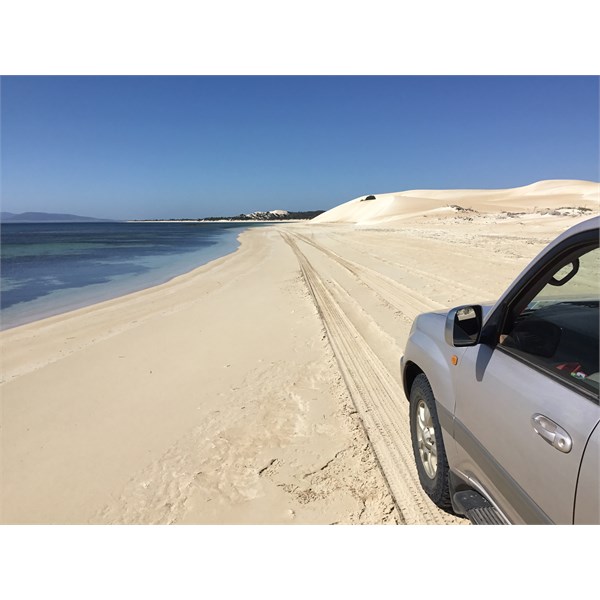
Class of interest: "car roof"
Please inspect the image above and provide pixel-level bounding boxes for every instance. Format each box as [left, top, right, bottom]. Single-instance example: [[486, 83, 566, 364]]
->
[[548, 215, 599, 249], [525, 215, 598, 269]]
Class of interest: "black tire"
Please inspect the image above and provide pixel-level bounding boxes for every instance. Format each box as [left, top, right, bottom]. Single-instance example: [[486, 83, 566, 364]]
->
[[409, 373, 452, 509]]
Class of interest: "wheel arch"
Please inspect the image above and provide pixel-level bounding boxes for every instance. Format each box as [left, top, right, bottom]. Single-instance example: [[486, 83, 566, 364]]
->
[[403, 360, 424, 401], [402, 323, 457, 420]]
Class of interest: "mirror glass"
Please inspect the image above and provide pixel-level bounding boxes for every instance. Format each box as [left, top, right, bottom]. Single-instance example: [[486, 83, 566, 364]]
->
[[457, 307, 477, 321], [453, 305, 482, 345]]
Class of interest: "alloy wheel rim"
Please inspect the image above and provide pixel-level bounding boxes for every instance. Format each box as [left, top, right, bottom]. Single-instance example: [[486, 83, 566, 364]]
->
[[415, 399, 437, 479]]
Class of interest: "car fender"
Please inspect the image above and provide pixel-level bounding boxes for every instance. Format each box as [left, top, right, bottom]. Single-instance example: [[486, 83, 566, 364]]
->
[[402, 312, 468, 463]]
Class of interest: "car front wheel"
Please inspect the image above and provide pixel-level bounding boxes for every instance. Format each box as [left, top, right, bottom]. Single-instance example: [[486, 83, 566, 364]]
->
[[409, 373, 451, 509]]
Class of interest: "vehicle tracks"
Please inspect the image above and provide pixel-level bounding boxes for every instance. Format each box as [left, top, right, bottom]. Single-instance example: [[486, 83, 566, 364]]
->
[[323, 231, 490, 298], [290, 231, 445, 321], [281, 231, 464, 524]]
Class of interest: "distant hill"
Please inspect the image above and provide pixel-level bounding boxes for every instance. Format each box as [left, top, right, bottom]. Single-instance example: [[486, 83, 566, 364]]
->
[[1, 211, 114, 223]]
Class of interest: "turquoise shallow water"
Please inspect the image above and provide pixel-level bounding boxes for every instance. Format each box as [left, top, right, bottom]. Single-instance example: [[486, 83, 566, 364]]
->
[[0, 221, 267, 329]]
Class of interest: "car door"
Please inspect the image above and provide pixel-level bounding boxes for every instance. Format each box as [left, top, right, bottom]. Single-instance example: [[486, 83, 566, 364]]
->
[[453, 240, 599, 524]]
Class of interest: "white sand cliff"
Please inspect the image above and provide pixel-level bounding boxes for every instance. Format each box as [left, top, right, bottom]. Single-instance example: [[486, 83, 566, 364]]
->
[[1, 180, 598, 524]]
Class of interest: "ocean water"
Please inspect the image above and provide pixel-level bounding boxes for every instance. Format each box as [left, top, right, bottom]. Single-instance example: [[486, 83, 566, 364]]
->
[[0, 221, 267, 330]]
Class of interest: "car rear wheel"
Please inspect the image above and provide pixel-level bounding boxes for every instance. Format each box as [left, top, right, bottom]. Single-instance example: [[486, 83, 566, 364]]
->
[[409, 373, 452, 509]]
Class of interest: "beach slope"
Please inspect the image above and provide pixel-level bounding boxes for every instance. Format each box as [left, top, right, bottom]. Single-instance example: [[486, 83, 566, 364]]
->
[[1, 227, 399, 524]]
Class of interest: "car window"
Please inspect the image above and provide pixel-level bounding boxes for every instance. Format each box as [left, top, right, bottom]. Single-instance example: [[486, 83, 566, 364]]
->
[[500, 245, 599, 396]]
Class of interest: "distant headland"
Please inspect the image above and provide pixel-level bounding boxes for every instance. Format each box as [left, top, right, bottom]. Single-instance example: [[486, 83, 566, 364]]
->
[[1, 211, 114, 223]]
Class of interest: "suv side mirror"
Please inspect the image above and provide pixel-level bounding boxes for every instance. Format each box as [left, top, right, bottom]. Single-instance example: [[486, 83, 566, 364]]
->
[[445, 305, 483, 347]]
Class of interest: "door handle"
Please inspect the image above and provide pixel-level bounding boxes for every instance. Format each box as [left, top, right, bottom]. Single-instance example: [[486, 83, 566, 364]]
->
[[531, 414, 572, 453]]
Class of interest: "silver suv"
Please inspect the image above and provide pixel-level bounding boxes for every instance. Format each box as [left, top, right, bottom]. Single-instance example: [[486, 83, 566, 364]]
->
[[401, 216, 599, 524]]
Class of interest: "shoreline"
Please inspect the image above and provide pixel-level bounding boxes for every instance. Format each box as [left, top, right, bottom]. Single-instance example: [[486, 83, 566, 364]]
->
[[0, 228, 255, 378], [0, 224, 254, 332], [0, 224, 400, 524]]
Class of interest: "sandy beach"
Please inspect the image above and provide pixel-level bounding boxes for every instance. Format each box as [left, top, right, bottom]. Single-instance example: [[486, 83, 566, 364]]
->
[[1, 180, 598, 525]]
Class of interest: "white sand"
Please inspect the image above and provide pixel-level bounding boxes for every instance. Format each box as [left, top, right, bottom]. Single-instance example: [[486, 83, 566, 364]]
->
[[313, 179, 599, 226], [1, 180, 598, 524]]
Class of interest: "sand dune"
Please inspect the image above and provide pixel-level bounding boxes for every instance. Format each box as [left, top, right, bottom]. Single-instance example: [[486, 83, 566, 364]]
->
[[313, 179, 599, 226]]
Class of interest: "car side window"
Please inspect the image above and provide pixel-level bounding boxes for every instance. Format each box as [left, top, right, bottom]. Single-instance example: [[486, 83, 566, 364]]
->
[[499, 245, 599, 396]]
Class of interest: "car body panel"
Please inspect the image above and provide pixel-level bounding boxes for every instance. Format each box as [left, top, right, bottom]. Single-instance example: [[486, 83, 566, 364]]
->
[[454, 343, 598, 524], [401, 216, 600, 524], [574, 421, 600, 524], [401, 313, 465, 466]]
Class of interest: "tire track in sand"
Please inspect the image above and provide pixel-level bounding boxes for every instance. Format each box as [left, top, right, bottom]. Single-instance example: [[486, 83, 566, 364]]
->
[[322, 231, 489, 298], [290, 231, 445, 321], [281, 232, 463, 525]]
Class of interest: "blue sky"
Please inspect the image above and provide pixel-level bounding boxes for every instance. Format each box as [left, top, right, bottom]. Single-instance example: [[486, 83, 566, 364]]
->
[[1, 76, 598, 220]]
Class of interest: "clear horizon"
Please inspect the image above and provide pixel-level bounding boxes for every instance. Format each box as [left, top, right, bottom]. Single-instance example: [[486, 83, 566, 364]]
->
[[1, 75, 598, 220]]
